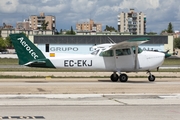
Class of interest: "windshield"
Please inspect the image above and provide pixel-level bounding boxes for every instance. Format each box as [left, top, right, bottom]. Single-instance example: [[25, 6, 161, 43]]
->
[[132, 46, 143, 54], [91, 50, 100, 55], [99, 50, 114, 57]]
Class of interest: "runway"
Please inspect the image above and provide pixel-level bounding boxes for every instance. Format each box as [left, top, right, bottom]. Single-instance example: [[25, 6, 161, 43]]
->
[[1, 105, 180, 120], [0, 78, 180, 120], [0, 78, 180, 94], [0, 94, 180, 120]]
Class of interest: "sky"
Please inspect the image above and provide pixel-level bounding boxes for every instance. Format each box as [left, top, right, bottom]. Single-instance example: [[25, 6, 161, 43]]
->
[[0, 0, 180, 34]]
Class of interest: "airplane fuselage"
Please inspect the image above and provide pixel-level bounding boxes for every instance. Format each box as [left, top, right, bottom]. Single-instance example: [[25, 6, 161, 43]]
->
[[43, 48, 165, 72]]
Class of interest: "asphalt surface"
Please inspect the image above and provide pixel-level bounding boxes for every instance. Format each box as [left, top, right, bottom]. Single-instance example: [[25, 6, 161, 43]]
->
[[0, 72, 179, 120], [1, 105, 180, 120], [0, 93, 180, 120], [0, 77, 179, 94]]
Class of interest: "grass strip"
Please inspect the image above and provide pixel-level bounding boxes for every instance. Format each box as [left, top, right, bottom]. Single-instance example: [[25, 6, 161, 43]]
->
[[0, 58, 18, 65], [0, 58, 180, 65], [1, 68, 180, 72]]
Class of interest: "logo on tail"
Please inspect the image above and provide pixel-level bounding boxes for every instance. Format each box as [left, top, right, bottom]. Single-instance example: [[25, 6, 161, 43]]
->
[[17, 37, 39, 59]]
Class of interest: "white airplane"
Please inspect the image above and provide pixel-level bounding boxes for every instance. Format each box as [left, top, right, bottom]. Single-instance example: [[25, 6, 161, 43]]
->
[[9, 33, 170, 82]]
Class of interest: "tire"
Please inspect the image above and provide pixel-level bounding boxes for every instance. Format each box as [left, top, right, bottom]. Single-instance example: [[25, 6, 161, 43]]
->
[[148, 75, 155, 82], [119, 74, 128, 82], [110, 74, 119, 82]]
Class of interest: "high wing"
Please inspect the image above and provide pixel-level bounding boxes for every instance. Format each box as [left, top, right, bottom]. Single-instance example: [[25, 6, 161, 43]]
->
[[105, 37, 150, 51], [102, 37, 150, 70]]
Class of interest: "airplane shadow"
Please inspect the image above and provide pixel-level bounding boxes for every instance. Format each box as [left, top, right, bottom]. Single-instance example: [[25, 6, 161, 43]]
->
[[98, 80, 112, 82], [98, 80, 152, 83], [25, 81, 48, 83], [125, 81, 153, 83]]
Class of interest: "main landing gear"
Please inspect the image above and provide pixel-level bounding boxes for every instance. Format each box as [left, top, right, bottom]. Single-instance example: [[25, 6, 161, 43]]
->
[[110, 71, 155, 82], [110, 72, 128, 82]]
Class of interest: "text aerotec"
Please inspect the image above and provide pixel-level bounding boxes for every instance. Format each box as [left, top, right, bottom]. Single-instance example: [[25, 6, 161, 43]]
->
[[17, 37, 38, 59]]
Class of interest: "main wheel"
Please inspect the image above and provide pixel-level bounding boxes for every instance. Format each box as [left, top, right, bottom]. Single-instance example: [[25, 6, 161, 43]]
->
[[119, 74, 128, 82], [110, 74, 119, 82], [148, 75, 155, 82]]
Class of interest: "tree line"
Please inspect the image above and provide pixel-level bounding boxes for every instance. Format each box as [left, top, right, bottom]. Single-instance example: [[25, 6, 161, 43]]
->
[[165, 22, 180, 49], [0, 36, 12, 52]]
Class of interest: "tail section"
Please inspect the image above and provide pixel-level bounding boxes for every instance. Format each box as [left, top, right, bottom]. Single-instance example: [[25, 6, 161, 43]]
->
[[9, 33, 55, 68]]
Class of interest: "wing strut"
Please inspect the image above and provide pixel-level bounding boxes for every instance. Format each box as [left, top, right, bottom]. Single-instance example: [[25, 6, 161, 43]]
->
[[108, 37, 116, 44], [134, 46, 138, 70]]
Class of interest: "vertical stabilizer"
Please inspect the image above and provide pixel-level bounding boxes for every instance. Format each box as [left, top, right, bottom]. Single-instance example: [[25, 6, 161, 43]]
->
[[9, 33, 46, 65]]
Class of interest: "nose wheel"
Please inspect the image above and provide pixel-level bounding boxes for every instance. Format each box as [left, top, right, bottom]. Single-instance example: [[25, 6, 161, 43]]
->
[[148, 75, 155, 82], [147, 71, 155, 82]]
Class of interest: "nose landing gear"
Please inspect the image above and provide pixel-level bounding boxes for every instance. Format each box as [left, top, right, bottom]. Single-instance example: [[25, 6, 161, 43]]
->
[[147, 71, 155, 82]]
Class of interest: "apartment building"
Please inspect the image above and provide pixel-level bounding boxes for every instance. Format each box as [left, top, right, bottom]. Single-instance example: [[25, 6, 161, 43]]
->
[[16, 12, 56, 31], [29, 12, 56, 30], [118, 9, 146, 35], [1, 23, 13, 29], [76, 19, 102, 32], [16, 19, 30, 30]]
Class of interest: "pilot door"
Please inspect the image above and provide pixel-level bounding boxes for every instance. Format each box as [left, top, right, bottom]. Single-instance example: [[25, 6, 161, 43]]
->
[[115, 48, 134, 71]]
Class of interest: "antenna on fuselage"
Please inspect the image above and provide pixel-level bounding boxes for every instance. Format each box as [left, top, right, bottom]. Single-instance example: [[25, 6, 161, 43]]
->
[[107, 37, 116, 44]]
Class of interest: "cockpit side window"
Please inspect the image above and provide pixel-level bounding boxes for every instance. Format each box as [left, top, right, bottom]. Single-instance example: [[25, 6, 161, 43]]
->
[[99, 50, 114, 57], [116, 48, 131, 56]]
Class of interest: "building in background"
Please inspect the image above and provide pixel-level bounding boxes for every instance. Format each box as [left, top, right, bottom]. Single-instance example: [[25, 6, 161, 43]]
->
[[175, 33, 180, 38], [29, 35, 173, 54], [2, 12, 56, 38], [1, 23, 13, 30], [76, 19, 102, 32], [16, 19, 30, 30], [29, 12, 56, 30], [16, 12, 56, 31], [117, 9, 146, 35]]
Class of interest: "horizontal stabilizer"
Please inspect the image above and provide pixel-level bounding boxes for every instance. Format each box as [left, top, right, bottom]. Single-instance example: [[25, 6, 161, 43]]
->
[[24, 59, 55, 68]]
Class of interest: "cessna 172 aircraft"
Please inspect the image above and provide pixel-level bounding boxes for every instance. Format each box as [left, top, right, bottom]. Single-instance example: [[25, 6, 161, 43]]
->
[[9, 33, 170, 82]]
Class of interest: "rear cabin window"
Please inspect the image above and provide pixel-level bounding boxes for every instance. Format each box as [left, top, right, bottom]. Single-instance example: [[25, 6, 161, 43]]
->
[[116, 48, 131, 56], [99, 50, 114, 57]]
